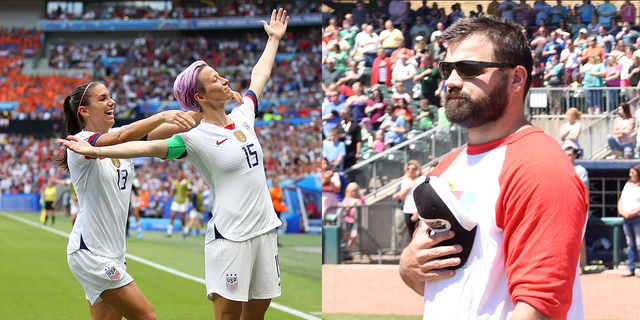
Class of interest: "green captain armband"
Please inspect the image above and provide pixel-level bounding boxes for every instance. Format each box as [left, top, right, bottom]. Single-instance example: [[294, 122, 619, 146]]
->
[[163, 135, 187, 160]]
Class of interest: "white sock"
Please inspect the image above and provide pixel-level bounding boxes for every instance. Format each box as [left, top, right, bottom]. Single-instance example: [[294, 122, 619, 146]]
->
[[183, 226, 189, 234], [167, 224, 173, 235], [137, 226, 142, 232]]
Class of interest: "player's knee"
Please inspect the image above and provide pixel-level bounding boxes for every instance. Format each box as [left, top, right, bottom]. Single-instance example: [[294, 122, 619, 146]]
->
[[138, 306, 157, 320]]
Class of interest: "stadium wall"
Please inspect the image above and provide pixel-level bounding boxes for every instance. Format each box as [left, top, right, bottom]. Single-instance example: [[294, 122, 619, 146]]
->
[[0, 1, 44, 28]]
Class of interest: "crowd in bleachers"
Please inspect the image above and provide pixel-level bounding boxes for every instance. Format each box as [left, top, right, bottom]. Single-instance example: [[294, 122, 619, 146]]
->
[[321, 0, 640, 237], [44, 1, 319, 20]]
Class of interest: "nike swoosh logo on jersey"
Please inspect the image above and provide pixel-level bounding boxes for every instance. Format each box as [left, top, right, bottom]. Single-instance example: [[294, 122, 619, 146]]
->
[[216, 138, 228, 145]]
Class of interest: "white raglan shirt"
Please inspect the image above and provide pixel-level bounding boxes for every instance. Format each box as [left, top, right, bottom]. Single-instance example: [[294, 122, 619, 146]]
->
[[177, 91, 281, 243], [66, 128, 133, 258], [422, 127, 587, 320]]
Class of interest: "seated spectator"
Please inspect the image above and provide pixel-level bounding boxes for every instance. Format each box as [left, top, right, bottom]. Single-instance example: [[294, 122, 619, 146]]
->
[[571, 17, 587, 41], [607, 102, 636, 159], [609, 17, 622, 36], [412, 36, 429, 60], [379, 105, 406, 148]]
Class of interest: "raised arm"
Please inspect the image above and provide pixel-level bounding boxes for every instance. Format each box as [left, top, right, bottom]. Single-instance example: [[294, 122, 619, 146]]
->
[[60, 135, 169, 159], [93, 110, 199, 147], [248, 8, 289, 102]]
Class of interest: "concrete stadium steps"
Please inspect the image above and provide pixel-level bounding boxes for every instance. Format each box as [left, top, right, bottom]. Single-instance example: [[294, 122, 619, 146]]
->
[[21, 58, 92, 76]]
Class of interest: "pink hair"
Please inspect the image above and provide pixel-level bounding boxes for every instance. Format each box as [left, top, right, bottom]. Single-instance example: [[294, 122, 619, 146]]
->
[[173, 60, 208, 112]]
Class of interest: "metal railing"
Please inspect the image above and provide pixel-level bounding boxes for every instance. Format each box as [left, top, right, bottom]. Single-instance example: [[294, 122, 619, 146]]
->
[[342, 124, 469, 197]]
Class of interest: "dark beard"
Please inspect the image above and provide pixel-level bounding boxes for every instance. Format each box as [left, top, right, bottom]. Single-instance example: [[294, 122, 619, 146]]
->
[[444, 74, 509, 129]]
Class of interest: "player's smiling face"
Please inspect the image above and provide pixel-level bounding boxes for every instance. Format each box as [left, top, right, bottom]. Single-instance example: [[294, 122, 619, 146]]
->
[[79, 83, 116, 133], [197, 66, 234, 107]]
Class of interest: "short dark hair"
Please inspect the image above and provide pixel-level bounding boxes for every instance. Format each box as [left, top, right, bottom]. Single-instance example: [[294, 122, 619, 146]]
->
[[564, 146, 578, 154], [443, 15, 533, 98]]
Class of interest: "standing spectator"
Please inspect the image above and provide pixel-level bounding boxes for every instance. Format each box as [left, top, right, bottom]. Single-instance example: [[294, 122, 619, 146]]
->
[[618, 46, 634, 89], [371, 47, 392, 87], [560, 107, 583, 153], [391, 81, 413, 105], [618, 164, 640, 276], [597, 0, 617, 27], [416, 0, 430, 17], [355, 24, 380, 68], [606, 102, 635, 159], [341, 182, 364, 255], [577, 0, 595, 25], [392, 51, 417, 94], [581, 54, 606, 115], [321, 159, 341, 218], [379, 105, 406, 148], [498, 0, 517, 23], [388, 0, 409, 25], [337, 107, 362, 170], [399, 21, 412, 48], [379, 20, 404, 57], [336, 61, 363, 88], [322, 90, 345, 137], [542, 31, 564, 63], [352, 0, 370, 26], [371, 0, 389, 23], [586, 15, 601, 37], [448, 3, 466, 25], [412, 36, 429, 59], [366, 88, 388, 130], [544, 54, 565, 118], [609, 17, 622, 36], [269, 178, 287, 223], [340, 21, 357, 51], [513, 0, 532, 25], [549, 0, 568, 29], [322, 59, 343, 88], [429, 30, 446, 63], [620, 0, 636, 25], [394, 96, 414, 129], [627, 55, 640, 113], [399, 15, 587, 319], [323, 128, 346, 170], [531, 52, 546, 88], [560, 39, 582, 86], [414, 52, 443, 106], [616, 22, 639, 47], [359, 117, 374, 153], [604, 55, 622, 112], [596, 25, 616, 54], [575, 28, 589, 48], [532, 0, 551, 26], [487, 0, 500, 17], [328, 40, 349, 73], [390, 39, 413, 65], [581, 36, 606, 64], [42, 179, 57, 226], [392, 160, 423, 240], [345, 82, 369, 124], [411, 16, 430, 40], [571, 17, 587, 40]]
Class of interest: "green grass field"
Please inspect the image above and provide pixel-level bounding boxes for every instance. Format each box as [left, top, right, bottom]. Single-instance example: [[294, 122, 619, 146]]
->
[[323, 315, 421, 320], [0, 211, 321, 320]]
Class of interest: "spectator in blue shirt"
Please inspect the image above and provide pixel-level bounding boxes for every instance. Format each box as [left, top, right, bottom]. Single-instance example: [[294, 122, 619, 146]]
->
[[597, 0, 617, 26], [542, 31, 565, 63], [577, 0, 595, 24], [322, 90, 345, 138], [533, 0, 552, 26], [323, 128, 347, 171], [549, 0, 568, 28], [379, 105, 406, 148]]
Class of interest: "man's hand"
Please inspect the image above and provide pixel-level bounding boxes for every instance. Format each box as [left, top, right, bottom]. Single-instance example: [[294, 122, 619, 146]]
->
[[399, 222, 463, 295]]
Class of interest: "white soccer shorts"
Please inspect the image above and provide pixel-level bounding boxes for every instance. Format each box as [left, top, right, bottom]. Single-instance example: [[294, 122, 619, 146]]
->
[[189, 209, 203, 220], [131, 195, 140, 209], [67, 249, 134, 305], [205, 229, 281, 302], [70, 201, 79, 215], [170, 201, 189, 213]]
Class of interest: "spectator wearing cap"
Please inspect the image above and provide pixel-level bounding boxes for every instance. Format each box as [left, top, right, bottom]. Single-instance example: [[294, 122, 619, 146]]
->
[[355, 24, 380, 68], [411, 16, 430, 40], [616, 22, 639, 47], [597, 0, 617, 27], [497, 0, 517, 23], [429, 30, 446, 63], [371, 47, 392, 87], [352, 0, 370, 26], [379, 20, 404, 57], [413, 36, 429, 60], [575, 28, 589, 48]]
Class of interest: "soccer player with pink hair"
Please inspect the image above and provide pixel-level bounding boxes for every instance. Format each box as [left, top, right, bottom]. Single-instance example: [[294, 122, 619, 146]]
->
[[60, 8, 289, 320]]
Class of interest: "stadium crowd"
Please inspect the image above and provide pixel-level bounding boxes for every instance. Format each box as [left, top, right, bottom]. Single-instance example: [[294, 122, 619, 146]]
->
[[44, 1, 320, 20], [321, 0, 640, 257]]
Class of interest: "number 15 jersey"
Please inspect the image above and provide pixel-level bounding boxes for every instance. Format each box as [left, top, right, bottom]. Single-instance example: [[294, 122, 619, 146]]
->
[[175, 91, 281, 243]]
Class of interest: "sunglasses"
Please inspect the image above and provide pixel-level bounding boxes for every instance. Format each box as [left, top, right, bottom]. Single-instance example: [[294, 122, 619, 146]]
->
[[439, 60, 518, 80]]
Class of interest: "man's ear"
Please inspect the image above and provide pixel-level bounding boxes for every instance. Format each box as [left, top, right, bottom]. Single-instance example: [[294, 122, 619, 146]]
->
[[510, 65, 528, 94]]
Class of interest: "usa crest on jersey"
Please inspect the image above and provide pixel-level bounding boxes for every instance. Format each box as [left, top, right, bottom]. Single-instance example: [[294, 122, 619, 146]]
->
[[111, 158, 121, 168], [233, 131, 247, 143], [226, 273, 238, 292]]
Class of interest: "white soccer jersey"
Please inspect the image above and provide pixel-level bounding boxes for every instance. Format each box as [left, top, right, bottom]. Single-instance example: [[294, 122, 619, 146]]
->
[[177, 91, 281, 243], [66, 128, 134, 258]]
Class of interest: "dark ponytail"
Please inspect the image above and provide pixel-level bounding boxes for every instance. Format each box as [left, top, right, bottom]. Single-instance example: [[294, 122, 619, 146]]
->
[[55, 82, 95, 171]]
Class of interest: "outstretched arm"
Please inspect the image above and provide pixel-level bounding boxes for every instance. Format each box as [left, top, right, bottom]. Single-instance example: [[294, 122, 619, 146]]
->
[[248, 8, 289, 102], [59, 135, 169, 159]]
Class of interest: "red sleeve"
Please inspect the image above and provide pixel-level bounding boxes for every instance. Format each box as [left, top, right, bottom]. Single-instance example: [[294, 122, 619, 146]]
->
[[496, 134, 587, 320]]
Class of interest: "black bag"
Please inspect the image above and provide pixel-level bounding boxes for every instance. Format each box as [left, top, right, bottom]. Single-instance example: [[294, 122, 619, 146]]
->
[[547, 67, 564, 86]]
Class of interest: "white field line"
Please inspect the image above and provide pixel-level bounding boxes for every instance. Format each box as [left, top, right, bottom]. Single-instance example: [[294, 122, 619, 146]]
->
[[0, 211, 321, 320]]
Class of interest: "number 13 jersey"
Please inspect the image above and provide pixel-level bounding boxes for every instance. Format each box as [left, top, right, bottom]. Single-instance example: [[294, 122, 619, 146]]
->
[[66, 127, 134, 258], [176, 91, 281, 243]]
